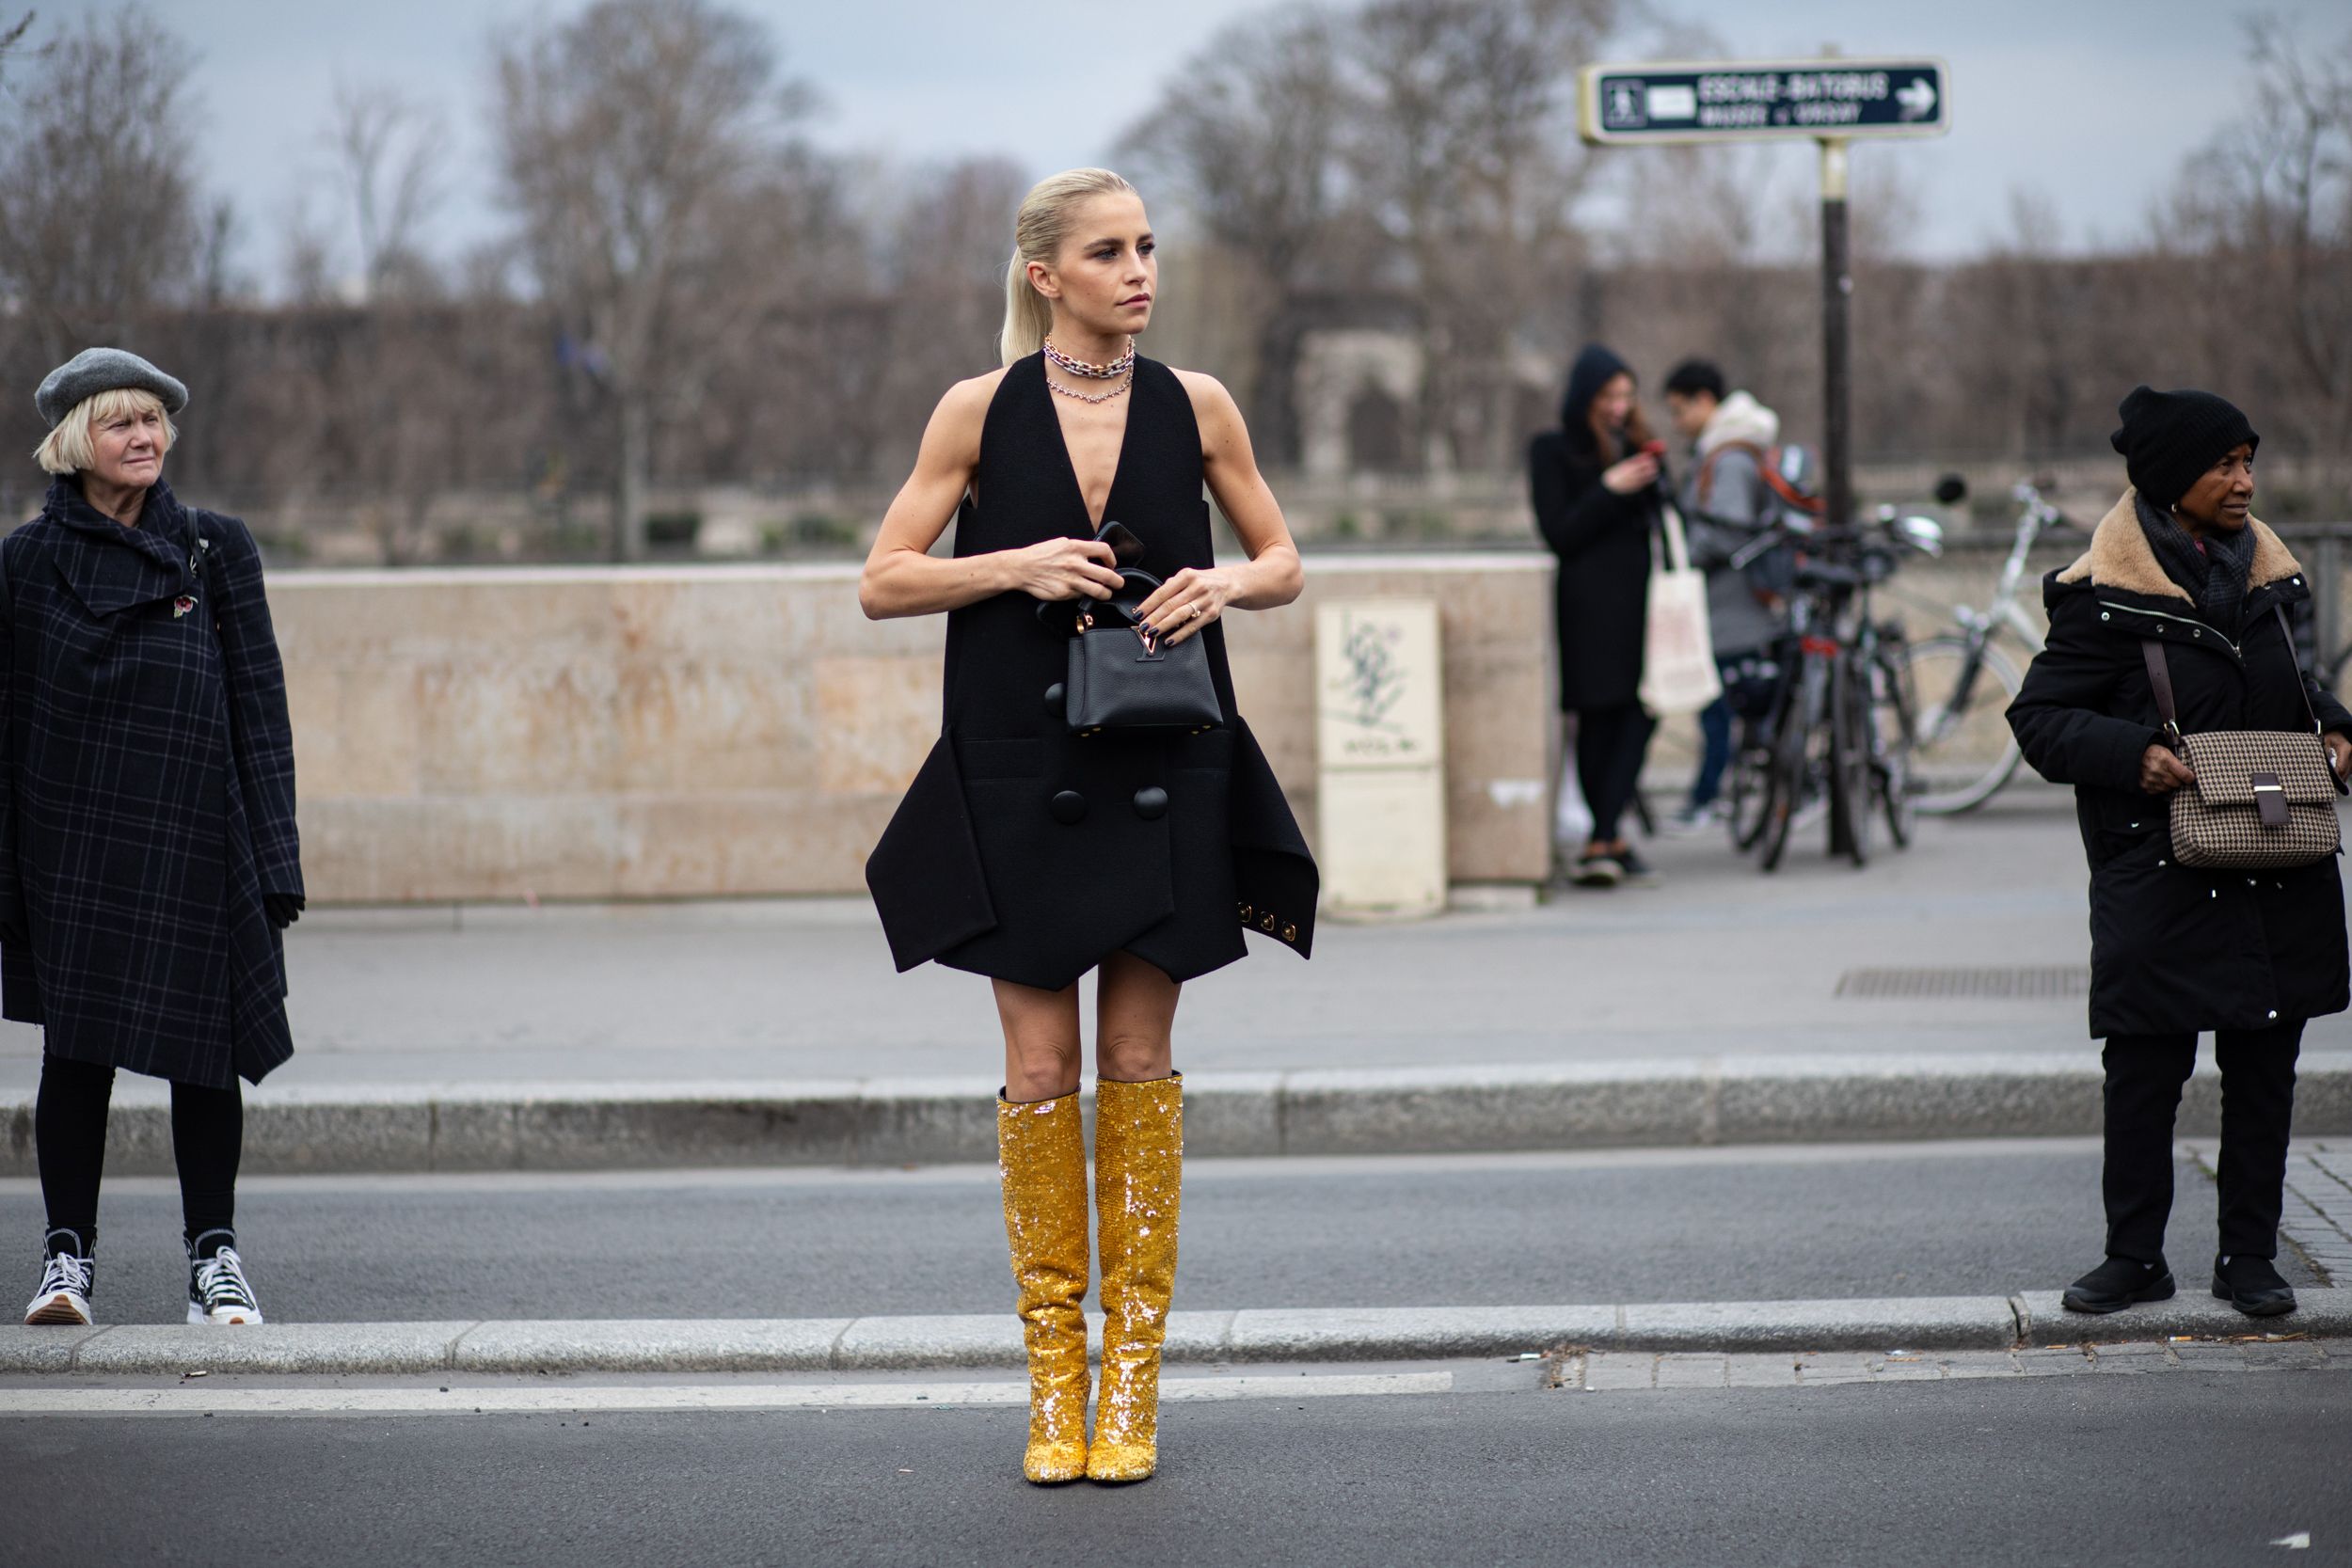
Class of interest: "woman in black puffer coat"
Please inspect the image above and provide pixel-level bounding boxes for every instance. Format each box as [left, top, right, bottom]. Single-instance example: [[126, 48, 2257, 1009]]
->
[[1531, 344, 1665, 888], [2008, 386, 2352, 1322]]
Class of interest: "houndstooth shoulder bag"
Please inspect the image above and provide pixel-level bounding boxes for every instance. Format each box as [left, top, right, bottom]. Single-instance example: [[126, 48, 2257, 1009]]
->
[[2142, 604, 2344, 869]]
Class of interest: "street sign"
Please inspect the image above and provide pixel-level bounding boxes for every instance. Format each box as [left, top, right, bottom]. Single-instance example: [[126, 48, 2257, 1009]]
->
[[1573, 52, 1952, 707], [1578, 58, 1949, 145]]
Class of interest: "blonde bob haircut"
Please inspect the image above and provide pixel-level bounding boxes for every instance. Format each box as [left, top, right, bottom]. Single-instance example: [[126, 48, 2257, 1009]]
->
[[999, 166, 1140, 367], [34, 387, 178, 476]]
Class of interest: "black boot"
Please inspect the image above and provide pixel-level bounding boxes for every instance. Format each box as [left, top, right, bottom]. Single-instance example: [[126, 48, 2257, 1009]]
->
[[2061, 1255, 2175, 1314], [2211, 1254, 2296, 1317]]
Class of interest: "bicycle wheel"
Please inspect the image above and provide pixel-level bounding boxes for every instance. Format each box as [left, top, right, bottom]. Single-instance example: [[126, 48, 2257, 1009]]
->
[[1726, 738, 1773, 850], [1829, 654, 1871, 867], [1873, 638, 1918, 848], [1757, 666, 1817, 873], [1900, 637, 2026, 814]]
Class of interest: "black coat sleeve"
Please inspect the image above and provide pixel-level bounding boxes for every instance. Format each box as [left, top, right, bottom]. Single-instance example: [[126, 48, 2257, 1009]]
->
[[0, 533, 21, 932], [204, 515, 303, 899], [1531, 433, 1645, 559], [2005, 582, 2162, 794]]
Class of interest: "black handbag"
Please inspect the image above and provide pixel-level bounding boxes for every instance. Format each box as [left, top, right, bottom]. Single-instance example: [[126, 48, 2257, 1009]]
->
[[1055, 567, 1222, 736]]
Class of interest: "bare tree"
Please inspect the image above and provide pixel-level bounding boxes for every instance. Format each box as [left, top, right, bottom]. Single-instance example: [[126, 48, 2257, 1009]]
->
[[0, 10, 33, 70], [1120, 8, 1351, 461], [2162, 16, 2352, 460], [0, 7, 201, 362], [494, 0, 795, 561], [328, 79, 448, 301], [1349, 0, 1615, 470]]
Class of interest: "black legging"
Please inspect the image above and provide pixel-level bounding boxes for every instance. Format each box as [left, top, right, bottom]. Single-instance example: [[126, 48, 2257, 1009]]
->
[[35, 1054, 242, 1256], [1576, 701, 1657, 845], [2100, 1021, 2299, 1264]]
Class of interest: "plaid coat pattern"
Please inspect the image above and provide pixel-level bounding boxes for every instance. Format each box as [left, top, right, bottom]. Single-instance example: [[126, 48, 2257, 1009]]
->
[[0, 480, 301, 1087]]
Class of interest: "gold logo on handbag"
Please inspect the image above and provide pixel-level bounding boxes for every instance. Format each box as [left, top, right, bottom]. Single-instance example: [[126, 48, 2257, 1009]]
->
[[2141, 604, 2344, 869]]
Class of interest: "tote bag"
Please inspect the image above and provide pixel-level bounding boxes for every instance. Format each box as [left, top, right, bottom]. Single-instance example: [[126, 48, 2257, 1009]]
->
[[1638, 503, 1723, 716]]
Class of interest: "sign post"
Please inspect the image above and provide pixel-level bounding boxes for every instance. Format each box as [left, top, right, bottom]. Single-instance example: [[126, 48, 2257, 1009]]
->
[[1577, 55, 1951, 534]]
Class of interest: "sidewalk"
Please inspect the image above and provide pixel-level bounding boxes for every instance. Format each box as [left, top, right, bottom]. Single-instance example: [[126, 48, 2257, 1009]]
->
[[3, 1288, 2343, 1377], [6, 787, 2352, 1172]]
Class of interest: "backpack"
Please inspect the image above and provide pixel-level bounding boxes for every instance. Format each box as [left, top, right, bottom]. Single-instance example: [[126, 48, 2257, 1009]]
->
[[1694, 440, 1822, 598], [1696, 440, 1825, 530]]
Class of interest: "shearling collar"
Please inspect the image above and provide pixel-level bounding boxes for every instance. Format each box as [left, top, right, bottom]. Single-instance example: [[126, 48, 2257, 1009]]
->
[[2054, 487, 2299, 602]]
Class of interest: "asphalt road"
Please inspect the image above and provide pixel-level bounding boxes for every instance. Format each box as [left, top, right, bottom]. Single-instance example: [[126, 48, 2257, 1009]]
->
[[3, 1140, 2304, 1324], [5, 1371, 2343, 1567]]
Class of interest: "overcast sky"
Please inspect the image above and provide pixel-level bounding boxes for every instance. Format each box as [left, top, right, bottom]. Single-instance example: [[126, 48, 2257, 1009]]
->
[[20, 0, 2335, 292]]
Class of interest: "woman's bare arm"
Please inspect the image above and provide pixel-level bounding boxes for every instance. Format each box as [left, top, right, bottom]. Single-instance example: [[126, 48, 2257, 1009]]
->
[[1132, 371, 1304, 644], [858, 372, 1121, 620]]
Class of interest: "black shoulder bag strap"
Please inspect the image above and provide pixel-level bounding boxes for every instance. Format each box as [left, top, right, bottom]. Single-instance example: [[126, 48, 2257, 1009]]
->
[[2141, 603, 2341, 790], [2138, 636, 2180, 741]]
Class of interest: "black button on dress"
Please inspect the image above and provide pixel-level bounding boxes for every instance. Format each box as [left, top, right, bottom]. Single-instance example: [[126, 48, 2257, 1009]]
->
[[865, 354, 1316, 991]]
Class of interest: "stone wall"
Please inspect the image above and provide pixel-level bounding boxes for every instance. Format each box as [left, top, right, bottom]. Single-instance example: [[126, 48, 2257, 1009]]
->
[[272, 553, 1557, 904]]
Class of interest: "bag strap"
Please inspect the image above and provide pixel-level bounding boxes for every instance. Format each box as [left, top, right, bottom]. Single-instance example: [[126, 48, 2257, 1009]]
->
[[2275, 602, 2325, 736], [2139, 637, 2180, 739], [2142, 603, 2325, 739], [1658, 502, 1692, 575]]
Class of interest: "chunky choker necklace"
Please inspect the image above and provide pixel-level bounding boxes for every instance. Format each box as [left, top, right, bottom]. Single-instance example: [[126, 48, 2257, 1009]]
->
[[1042, 336, 1135, 379]]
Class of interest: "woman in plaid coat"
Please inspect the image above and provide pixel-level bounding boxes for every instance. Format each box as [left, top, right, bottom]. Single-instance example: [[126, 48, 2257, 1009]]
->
[[10, 349, 302, 1330]]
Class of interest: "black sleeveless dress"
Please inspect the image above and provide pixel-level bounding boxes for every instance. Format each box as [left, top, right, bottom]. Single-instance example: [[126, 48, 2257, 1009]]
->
[[865, 354, 1317, 992]]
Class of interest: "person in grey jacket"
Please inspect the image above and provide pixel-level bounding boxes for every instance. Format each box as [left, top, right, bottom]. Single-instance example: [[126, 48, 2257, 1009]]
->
[[1662, 359, 1785, 829]]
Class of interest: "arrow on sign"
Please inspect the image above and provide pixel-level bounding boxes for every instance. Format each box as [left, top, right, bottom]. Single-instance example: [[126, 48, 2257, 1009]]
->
[[1895, 76, 1938, 121]]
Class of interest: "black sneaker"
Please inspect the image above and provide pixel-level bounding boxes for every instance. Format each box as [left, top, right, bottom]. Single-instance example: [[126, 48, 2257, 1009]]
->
[[1614, 847, 1662, 886], [187, 1233, 264, 1325], [1571, 850, 1623, 888], [2211, 1254, 2296, 1317], [2061, 1255, 2175, 1314], [24, 1243, 94, 1327]]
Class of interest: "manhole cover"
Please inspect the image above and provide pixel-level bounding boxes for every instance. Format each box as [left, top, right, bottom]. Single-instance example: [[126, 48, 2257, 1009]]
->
[[1836, 966, 2089, 999]]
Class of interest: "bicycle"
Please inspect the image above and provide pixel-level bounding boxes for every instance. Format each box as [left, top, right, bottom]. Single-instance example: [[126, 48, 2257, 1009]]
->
[[1900, 477, 2074, 814], [1726, 509, 1943, 869]]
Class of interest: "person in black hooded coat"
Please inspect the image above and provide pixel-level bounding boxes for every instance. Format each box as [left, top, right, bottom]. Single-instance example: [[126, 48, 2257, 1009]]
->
[[2007, 385, 2352, 1322], [10, 348, 301, 1332], [1530, 344, 1666, 886]]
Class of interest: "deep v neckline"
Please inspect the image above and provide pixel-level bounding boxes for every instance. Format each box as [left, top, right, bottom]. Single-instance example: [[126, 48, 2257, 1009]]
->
[[1043, 362, 1135, 530]]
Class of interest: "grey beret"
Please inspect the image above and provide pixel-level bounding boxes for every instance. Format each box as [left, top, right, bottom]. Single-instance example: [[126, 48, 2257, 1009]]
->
[[36, 347, 189, 427]]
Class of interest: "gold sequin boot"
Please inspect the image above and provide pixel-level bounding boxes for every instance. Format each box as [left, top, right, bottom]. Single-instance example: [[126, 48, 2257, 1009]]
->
[[1087, 1071, 1183, 1482], [998, 1089, 1092, 1483]]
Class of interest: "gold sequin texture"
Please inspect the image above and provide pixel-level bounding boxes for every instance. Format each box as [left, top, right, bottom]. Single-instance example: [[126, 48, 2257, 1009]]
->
[[998, 1090, 1092, 1482], [1087, 1073, 1184, 1482]]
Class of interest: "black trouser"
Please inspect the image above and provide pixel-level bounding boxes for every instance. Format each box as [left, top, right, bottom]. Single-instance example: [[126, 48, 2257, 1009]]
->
[[2101, 1022, 2299, 1265], [1576, 701, 1657, 845], [35, 1053, 243, 1255]]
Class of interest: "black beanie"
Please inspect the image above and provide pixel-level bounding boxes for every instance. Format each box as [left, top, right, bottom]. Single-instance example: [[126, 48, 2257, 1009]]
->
[[2109, 386, 2258, 510]]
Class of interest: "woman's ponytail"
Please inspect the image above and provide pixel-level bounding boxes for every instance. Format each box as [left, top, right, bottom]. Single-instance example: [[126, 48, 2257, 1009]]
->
[[997, 167, 1139, 367]]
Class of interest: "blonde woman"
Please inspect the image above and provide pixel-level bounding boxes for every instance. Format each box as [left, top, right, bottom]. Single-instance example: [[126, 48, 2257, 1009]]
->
[[12, 349, 302, 1329], [860, 169, 1315, 1483]]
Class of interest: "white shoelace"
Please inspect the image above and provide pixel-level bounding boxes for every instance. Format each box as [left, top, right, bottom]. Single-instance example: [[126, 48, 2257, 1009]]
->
[[37, 1252, 92, 1301], [193, 1247, 258, 1310]]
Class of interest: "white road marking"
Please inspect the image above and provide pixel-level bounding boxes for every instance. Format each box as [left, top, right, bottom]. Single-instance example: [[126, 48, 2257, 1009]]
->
[[0, 1371, 1452, 1418]]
